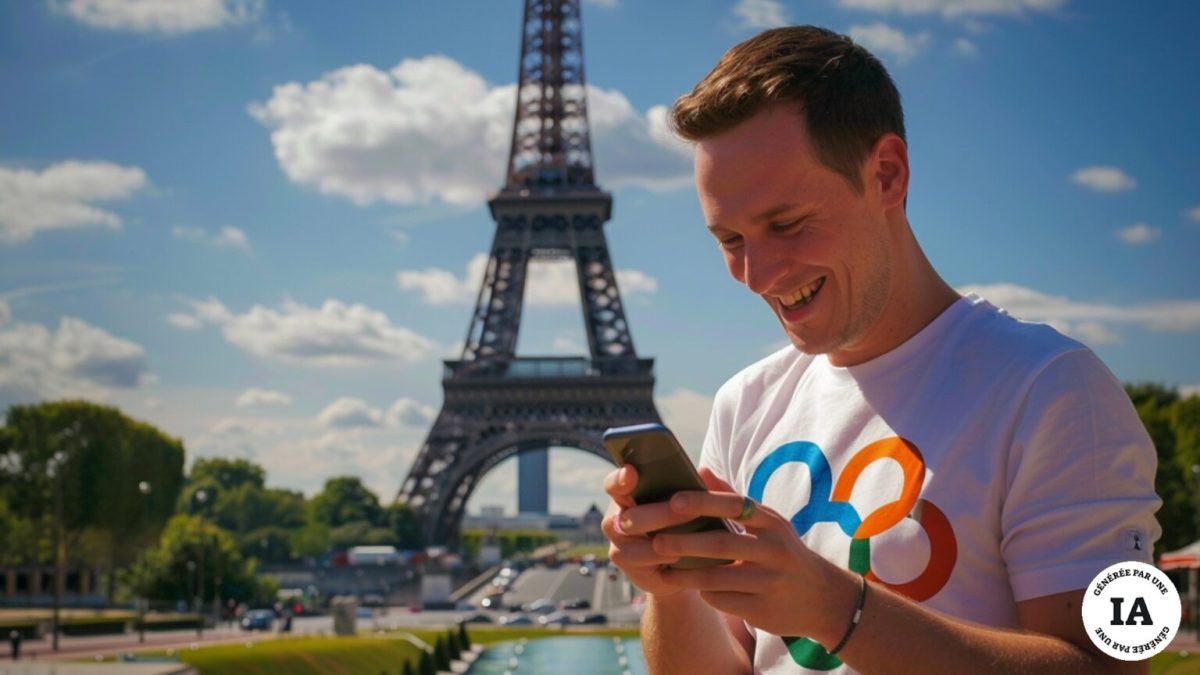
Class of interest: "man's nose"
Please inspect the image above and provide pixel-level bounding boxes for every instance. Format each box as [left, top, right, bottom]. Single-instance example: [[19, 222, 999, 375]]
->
[[740, 240, 791, 295]]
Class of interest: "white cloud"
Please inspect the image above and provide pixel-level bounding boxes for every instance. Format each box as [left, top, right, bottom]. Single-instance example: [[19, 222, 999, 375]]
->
[[52, 0, 264, 34], [1071, 166, 1136, 193], [733, 0, 790, 29], [849, 23, 931, 64], [398, 253, 656, 307], [0, 160, 148, 244], [248, 56, 692, 207], [837, 0, 1068, 20], [1180, 385, 1200, 400], [318, 397, 383, 428], [656, 388, 716, 465], [176, 295, 439, 367], [959, 283, 1200, 344], [386, 397, 436, 428], [1186, 206, 1200, 223], [954, 37, 979, 56], [1116, 223, 1161, 246], [236, 387, 292, 407], [316, 391, 434, 427], [1067, 321, 1122, 346], [397, 253, 488, 306], [167, 312, 203, 329], [0, 304, 151, 407], [173, 225, 252, 253]]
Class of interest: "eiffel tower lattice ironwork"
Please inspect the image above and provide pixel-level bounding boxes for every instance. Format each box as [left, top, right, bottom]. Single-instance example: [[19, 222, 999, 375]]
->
[[396, 0, 662, 545]]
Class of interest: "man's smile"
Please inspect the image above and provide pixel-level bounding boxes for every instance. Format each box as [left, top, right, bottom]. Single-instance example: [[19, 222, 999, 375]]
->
[[777, 276, 826, 310]]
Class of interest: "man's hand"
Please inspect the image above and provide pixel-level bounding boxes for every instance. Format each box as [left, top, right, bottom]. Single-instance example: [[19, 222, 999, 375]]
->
[[650, 478, 854, 645], [601, 464, 689, 596]]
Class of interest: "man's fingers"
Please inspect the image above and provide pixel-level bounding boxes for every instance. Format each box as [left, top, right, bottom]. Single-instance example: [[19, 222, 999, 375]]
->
[[653, 529, 767, 563], [669, 490, 778, 530], [614, 501, 695, 536], [603, 465, 638, 507], [660, 563, 766, 594], [698, 466, 734, 493]]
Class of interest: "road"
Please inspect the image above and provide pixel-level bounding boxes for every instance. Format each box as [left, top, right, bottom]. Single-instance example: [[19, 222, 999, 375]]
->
[[460, 563, 640, 625], [0, 564, 642, 662]]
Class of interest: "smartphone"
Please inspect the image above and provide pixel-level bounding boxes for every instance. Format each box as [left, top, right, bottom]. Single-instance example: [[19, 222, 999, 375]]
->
[[603, 423, 735, 569]]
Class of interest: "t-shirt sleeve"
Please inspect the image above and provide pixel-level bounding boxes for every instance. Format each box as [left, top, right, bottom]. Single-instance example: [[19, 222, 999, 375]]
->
[[699, 379, 736, 489], [1000, 348, 1162, 602]]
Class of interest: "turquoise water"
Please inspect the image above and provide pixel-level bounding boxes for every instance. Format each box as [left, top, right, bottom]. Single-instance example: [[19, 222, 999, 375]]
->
[[466, 636, 648, 674]]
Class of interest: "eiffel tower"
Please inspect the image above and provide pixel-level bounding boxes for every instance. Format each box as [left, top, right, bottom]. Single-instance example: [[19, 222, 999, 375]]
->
[[396, 0, 662, 545]]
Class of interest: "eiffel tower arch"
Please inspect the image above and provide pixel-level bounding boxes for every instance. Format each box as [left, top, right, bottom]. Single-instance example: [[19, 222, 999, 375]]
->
[[396, 0, 663, 545]]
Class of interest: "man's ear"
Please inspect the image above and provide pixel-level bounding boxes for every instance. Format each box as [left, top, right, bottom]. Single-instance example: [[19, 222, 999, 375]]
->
[[871, 133, 909, 210]]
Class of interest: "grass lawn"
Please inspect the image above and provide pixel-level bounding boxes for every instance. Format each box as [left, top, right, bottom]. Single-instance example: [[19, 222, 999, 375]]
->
[[96, 625, 642, 675], [1154, 651, 1200, 675]]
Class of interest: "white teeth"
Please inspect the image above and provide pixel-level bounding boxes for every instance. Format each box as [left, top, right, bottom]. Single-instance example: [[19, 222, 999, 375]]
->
[[780, 277, 824, 308]]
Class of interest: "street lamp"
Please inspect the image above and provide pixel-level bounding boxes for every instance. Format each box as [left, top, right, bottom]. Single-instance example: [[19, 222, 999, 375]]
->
[[47, 420, 85, 653], [137, 481, 151, 643], [47, 449, 67, 653], [193, 490, 207, 638]]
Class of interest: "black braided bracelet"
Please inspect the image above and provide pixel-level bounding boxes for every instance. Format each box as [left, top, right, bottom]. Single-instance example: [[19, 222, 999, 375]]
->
[[829, 574, 868, 656]]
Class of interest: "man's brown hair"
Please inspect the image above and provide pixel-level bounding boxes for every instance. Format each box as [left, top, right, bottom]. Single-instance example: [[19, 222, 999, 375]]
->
[[671, 26, 905, 193]]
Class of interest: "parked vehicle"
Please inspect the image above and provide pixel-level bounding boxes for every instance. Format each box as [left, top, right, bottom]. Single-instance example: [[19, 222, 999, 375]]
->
[[537, 611, 571, 626], [499, 613, 533, 625], [575, 613, 608, 625], [240, 609, 275, 631], [522, 599, 558, 615], [560, 597, 591, 610]]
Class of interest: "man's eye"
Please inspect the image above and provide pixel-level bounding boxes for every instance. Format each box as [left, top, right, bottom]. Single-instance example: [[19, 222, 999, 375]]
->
[[770, 219, 805, 233], [718, 236, 743, 250]]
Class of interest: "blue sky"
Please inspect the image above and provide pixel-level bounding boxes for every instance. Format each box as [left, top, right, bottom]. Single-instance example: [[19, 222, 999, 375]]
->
[[2, 0, 1198, 517]]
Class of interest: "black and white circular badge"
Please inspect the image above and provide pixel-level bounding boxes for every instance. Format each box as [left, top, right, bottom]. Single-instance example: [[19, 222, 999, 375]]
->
[[1082, 561, 1181, 661]]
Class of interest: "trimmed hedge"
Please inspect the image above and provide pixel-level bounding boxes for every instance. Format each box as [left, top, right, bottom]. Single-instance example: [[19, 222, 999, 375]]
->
[[0, 620, 41, 640], [60, 616, 130, 636]]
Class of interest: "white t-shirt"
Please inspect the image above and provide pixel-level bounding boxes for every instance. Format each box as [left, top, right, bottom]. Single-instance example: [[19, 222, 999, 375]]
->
[[699, 294, 1161, 674]]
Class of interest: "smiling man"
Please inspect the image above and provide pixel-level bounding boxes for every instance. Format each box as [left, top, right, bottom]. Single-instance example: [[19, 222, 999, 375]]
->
[[603, 26, 1161, 674]]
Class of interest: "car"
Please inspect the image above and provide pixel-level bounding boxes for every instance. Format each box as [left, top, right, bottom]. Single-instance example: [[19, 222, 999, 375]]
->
[[240, 609, 275, 631], [479, 593, 505, 609], [499, 613, 533, 625], [537, 611, 571, 626], [355, 606, 374, 619], [575, 613, 608, 625], [522, 599, 558, 615], [579, 564, 593, 576], [360, 593, 386, 607], [462, 613, 494, 624], [559, 598, 590, 610]]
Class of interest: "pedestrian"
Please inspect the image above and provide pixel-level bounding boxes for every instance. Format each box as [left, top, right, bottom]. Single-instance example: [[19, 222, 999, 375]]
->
[[8, 629, 20, 661], [603, 25, 1160, 675]]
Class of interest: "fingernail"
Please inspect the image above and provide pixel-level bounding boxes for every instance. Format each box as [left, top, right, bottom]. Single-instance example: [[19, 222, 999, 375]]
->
[[671, 493, 692, 510], [620, 517, 633, 532]]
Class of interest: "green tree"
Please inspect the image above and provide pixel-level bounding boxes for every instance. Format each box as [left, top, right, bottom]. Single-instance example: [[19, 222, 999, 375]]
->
[[385, 503, 424, 549], [1127, 384, 1195, 554], [128, 514, 277, 606], [328, 520, 397, 548], [190, 457, 266, 491], [239, 525, 296, 565], [309, 476, 384, 528], [0, 401, 184, 599]]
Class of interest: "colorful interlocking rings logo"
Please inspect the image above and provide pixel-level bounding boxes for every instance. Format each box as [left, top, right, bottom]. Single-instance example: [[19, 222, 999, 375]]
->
[[747, 437, 958, 670]]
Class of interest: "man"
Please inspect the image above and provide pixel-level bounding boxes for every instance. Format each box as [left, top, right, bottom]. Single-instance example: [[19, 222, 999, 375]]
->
[[603, 26, 1160, 674]]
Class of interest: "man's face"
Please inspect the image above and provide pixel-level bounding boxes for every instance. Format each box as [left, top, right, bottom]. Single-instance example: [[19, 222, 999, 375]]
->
[[696, 105, 895, 366]]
